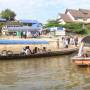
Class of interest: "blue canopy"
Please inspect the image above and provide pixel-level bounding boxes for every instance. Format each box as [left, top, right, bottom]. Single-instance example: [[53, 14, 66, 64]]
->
[[0, 39, 48, 44]]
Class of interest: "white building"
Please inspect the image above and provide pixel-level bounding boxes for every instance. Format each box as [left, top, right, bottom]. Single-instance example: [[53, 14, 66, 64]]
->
[[2, 20, 42, 37], [58, 9, 90, 24], [49, 27, 66, 36]]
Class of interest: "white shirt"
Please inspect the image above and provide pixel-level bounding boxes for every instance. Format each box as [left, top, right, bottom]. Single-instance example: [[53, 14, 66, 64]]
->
[[25, 49, 31, 55], [78, 43, 84, 57]]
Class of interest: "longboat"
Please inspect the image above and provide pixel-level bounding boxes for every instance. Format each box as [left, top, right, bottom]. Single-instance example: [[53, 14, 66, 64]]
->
[[0, 39, 78, 60], [72, 36, 90, 66], [0, 48, 78, 60]]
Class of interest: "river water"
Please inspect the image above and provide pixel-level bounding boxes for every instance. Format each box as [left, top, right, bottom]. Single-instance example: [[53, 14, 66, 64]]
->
[[0, 54, 90, 90]]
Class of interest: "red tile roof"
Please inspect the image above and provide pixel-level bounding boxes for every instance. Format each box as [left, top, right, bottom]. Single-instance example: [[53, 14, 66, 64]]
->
[[66, 9, 85, 18], [59, 9, 90, 23], [79, 9, 90, 18], [60, 13, 73, 22]]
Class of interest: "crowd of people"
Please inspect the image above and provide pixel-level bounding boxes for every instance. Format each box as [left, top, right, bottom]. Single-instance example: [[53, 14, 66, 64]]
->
[[20, 46, 47, 55], [62, 36, 78, 48], [21, 31, 40, 39]]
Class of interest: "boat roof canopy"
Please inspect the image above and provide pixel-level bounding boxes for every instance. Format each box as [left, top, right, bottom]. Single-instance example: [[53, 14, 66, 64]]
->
[[81, 36, 90, 44], [0, 39, 48, 44]]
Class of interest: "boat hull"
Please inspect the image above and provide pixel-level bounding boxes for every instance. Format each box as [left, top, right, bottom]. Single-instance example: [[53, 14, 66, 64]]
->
[[72, 57, 90, 66]]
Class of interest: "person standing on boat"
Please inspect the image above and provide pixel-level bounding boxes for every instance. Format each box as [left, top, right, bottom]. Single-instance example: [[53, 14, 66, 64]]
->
[[78, 42, 84, 57]]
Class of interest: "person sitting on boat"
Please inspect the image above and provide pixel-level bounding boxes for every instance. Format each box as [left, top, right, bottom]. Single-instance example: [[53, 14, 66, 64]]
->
[[25, 46, 32, 55], [20, 47, 26, 55], [33, 47, 39, 54], [83, 53, 88, 58], [42, 47, 47, 53]]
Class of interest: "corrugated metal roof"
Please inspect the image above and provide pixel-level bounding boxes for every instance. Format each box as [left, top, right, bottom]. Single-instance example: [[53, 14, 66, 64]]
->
[[81, 36, 90, 44], [0, 18, 6, 21], [19, 20, 39, 24], [49, 27, 65, 31], [6, 26, 41, 31]]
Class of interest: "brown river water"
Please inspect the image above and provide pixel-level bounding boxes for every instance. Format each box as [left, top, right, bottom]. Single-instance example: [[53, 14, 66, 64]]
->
[[0, 54, 90, 90]]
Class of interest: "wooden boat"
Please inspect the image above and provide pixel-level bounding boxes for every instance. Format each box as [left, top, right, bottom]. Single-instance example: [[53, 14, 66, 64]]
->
[[72, 56, 90, 66], [0, 48, 78, 60], [72, 36, 90, 66]]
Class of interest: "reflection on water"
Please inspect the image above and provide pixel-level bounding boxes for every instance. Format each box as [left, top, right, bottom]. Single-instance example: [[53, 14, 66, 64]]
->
[[0, 55, 90, 90]]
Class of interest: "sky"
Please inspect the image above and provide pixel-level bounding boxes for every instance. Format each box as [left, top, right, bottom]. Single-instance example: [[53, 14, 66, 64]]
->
[[0, 0, 90, 23]]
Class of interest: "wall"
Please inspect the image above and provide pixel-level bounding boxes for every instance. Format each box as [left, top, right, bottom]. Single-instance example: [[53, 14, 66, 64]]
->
[[67, 12, 75, 21], [59, 19, 66, 24]]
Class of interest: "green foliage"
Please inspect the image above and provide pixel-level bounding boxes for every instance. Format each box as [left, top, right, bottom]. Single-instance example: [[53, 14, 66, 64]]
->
[[63, 22, 86, 34], [85, 25, 90, 35], [0, 22, 5, 33], [44, 19, 63, 28], [0, 22, 4, 28], [6, 21, 23, 26], [0, 9, 16, 21], [44, 20, 87, 34], [44, 20, 88, 34], [64, 23, 82, 29]]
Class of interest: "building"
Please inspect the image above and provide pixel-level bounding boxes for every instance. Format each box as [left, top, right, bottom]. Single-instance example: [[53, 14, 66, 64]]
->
[[0, 18, 6, 22], [58, 9, 90, 24], [49, 27, 66, 36], [58, 14, 72, 24], [2, 20, 42, 37], [19, 19, 42, 29]]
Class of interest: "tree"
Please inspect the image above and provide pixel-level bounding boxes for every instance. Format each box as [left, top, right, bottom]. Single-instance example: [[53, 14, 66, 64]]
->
[[44, 19, 87, 35], [63, 22, 86, 34], [0, 22, 5, 33], [0, 9, 16, 21], [44, 19, 63, 28]]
